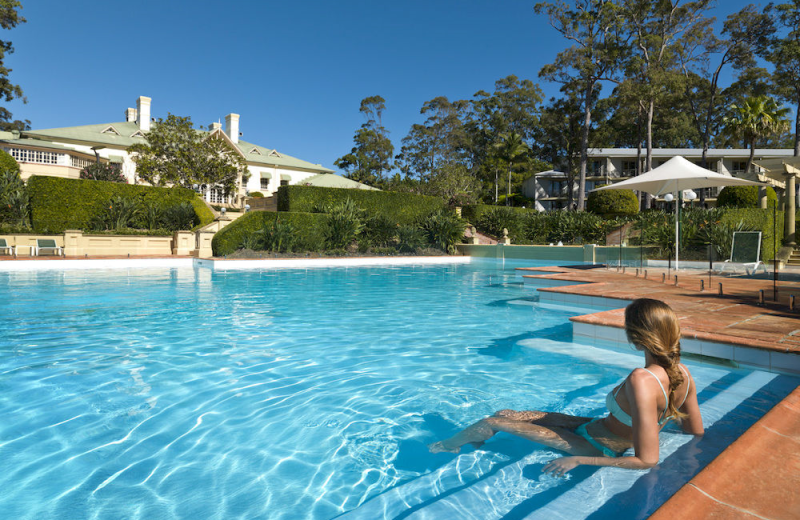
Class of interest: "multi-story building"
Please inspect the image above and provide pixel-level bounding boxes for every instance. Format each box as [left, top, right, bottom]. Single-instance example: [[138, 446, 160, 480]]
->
[[524, 148, 796, 211], [1, 96, 339, 206]]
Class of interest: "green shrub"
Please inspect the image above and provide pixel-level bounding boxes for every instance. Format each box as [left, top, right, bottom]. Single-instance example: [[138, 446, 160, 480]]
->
[[716, 185, 777, 208], [89, 196, 142, 231], [720, 207, 782, 262], [211, 211, 327, 256], [422, 210, 466, 253], [257, 219, 297, 252], [397, 225, 426, 253], [324, 198, 365, 249], [586, 187, 639, 218], [189, 198, 215, 230], [80, 163, 126, 183], [461, 204, 537, 225], [475, 207, 526, 242], [249, 191, 265, 198], [162, 202, 198, 231], [363, 214, 398, 247], [27, 176, 212, 233], [0, 167, 29, 227], [0, 149, 20, 175], [277, 185, 444, 224]]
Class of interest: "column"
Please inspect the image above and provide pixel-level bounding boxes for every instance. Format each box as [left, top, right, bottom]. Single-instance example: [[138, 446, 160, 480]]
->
[[785, 173, 796, 247]]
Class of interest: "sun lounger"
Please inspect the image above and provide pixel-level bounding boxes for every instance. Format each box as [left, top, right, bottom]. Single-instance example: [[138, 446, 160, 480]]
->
[[717, 231, 767, 276], [0, 238, 15, 257], [34, 238, 63, 257]]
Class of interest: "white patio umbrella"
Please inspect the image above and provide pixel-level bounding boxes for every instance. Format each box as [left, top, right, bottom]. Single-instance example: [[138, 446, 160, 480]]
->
[[592, 156, 766, 270]]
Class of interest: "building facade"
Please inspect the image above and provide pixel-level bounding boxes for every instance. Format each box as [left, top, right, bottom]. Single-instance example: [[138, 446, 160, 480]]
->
[[2, 96, 335, 206], [526, 148, 796, 211]]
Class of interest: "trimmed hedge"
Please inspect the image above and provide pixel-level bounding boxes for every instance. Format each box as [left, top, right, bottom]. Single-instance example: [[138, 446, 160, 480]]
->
[[717, 185, 777, 208], [0, 149, 20, 174], [190, 198, 215, 230], [27, 176, 214, 233], [212, 211, 327, 256], [720, 207, 783, 263], [461, 204, 538, 225], [586, 187, 639, 218], [277, 185, 444, 224]]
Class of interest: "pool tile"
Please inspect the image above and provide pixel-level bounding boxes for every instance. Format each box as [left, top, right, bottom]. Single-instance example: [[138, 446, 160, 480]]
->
[[681, 339, 702, 355], [700, 341, 734, 361], [733, 346, 770, 370], [770, 351, 800, 375]]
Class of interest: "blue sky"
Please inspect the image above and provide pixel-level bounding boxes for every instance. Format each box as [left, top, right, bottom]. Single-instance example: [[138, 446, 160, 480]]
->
[[5, 0, 775, 173]]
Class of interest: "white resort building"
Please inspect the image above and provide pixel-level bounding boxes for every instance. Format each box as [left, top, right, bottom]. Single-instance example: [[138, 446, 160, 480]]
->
[[0, 96, 361, 206], [525, 147, 796, 211]]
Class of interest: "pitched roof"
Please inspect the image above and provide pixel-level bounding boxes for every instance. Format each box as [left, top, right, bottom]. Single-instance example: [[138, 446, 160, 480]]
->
[[301, 173, 379, 190], [23, 121, 333, 173]]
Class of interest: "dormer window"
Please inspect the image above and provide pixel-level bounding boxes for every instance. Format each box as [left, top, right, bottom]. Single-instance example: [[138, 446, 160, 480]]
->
[[130, 130, 146, 138], [269, 150, 282, 158], [249, 147, 262, 155], [101, 125, 121, 136]]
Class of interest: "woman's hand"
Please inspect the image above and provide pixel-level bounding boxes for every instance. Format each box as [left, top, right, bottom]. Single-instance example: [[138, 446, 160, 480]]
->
[[542, 456, 581, 477]]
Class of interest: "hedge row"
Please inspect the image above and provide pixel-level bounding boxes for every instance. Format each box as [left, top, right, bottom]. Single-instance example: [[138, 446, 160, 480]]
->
[[276, 185, 444, 224], [212, 211, 327, 256], [720, 208, 783, 263], [27, 176, 214, 233], [461, 204, 538, 226]]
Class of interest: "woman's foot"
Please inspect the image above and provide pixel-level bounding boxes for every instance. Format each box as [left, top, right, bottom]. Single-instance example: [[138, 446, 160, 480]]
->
[[428, 441, 460, 454]]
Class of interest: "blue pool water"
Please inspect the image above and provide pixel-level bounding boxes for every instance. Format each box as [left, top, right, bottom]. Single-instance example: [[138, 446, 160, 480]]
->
[[0, 262, 796, 520]]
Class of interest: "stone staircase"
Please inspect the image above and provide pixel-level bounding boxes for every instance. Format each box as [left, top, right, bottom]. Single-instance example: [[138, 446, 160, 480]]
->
[[788, 248, 800, 266]]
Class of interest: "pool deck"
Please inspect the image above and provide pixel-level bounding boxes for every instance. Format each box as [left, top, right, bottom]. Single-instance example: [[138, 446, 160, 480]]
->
[[517, 265, 800, 520]]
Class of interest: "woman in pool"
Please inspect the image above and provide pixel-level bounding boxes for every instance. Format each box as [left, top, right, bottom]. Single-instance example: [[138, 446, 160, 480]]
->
[[429, 298, 704, 476]]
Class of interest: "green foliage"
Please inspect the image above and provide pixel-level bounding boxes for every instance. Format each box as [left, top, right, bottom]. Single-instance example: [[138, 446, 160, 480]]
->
[[363, 215, 398, 247], [720, 207, 783, 262], [128, 113, 250, 195], [162, 202, 198, 231], [527, 211, 615, 244], [211, 211, 327, 256], [189, 198, 215, 230], [256, 219, 297, 253], [277, 185, 444, 224], [475, 207, 527, 242], [335, 96, 394, 187], [397, 225, 426, 253], [422, 210, 466, 253], [249, 192, 265, 198], [0, 165, 28, 226], [324, 198, 365, 249], [80, 163, 127, 183], [716, 185, 777, 208], [0, 149, 19, 174], [90, 196, 141, 231], [27, 176, 210, 233], [0, 1, 28, 131], [461, 204, 537, 226], [586, 187, 639, 218]]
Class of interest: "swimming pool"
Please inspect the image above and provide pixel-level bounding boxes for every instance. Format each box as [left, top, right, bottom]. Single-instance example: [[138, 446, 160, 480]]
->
[[0, 262, 796, 519]]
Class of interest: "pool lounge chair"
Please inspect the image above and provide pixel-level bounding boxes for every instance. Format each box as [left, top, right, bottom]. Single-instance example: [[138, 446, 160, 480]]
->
[[717, 231, 767, 276], [0, 238, 15, 257], [34, 238, 63, 257]]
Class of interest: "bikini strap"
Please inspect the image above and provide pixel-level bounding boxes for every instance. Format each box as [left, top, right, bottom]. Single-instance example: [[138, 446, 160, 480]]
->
[[641, 367, 670, 419]]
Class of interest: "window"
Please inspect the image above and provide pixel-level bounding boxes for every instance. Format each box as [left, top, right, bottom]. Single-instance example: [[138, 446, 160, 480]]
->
[[621, 160, 637, 176], [588, 160, 602, 175], [101, 125, 120, 135], [269, 150, 282, 158], [4, 147, 60, 165], [260, 177, 270, 190], [280, 179, 289, 187], [208, 188, 229, 204], [250, 148, 262, 156], [70, 156, 95, 170], [732, 161, 748, 173], [130, 130, 145, 138]]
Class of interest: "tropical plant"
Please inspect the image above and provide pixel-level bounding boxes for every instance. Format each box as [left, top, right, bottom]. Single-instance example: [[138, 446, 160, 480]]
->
[[699, 218, 756, 259], [363, 215, 397, 247], [422, 210, 466, 253], [141, 202, 165, 231], [722, 96, 791, 174], [257, 219, 297, 253], [324, 198, 365, 249], [476, 207, 525, 241], [0, 165, 28, 226], [494, 132, 528, 205], [91, 196, 141, 231], [397, 225, 426, 253], [162, 202, 197, 231]]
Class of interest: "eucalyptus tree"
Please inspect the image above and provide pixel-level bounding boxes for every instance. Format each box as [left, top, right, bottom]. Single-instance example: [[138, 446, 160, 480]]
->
[[535, 0, 628, 211], [0, 0, 27, 131], [334, 96, 394, 187], [539, 89, 585, 209], [678, 4, 775, 168], [767, 0, 800, 156], [622, 0, 712, 175]]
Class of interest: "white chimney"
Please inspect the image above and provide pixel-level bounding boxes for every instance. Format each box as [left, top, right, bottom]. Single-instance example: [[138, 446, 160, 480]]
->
[[225, 113, 240, 144], [136, 96, 151, 131], [125, 108, 137, 122]]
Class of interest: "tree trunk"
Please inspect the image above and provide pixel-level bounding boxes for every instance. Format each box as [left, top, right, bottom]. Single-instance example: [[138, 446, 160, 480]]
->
[[494, 168, 499, 204], [577, 83, 592, 212], [795, 98, 800, 157], [644, 99, 654, 209], [506, 162, 512, 206], [636, 109, 643, 209]]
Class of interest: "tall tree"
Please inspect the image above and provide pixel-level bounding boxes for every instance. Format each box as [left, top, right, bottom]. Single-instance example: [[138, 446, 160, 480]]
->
[[678, 4, 775, 167], [334, 96, 394, 186], [494, 132, 528, 205], [129, 114, 249, 196], [539, 92, 583, 208], [535, 0, 628, 210], [0, 0, 27, 131], [768, 0, 800, 156]]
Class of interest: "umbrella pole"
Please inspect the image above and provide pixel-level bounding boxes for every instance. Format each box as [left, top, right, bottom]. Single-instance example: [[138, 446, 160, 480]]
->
[[675, 191, 680, 273]]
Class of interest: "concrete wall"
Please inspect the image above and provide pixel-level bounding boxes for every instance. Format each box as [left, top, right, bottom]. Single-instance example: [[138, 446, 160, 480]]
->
[[18, 163, 83, 181], [457, 243, 654, 265]]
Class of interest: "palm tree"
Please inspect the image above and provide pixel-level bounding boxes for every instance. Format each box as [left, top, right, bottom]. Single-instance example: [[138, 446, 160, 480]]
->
[[723, 95, 791, 175], [494, 133, 528, 206]]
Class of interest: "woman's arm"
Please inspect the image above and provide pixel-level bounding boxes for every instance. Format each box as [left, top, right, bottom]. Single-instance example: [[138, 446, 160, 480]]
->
[[678, 371, 704, 435], [542, 453, 655, 477]]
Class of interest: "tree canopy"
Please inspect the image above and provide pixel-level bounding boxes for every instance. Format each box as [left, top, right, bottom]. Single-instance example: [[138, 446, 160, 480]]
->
[[0, 0, 27, 131]]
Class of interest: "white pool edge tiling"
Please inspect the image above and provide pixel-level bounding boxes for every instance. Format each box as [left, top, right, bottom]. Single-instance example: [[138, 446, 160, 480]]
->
[[0, 256, 473, 272]]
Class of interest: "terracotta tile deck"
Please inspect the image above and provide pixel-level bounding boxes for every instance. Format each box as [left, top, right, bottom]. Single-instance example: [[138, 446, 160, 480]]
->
[[517, 265, 800, 520]]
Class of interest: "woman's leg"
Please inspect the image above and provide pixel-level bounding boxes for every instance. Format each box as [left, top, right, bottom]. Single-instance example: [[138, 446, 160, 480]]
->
[[429, 410, 597, 455]]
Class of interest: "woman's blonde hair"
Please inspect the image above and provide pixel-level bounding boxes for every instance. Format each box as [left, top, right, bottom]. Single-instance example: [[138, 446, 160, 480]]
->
[[625, 298, 687, 421]]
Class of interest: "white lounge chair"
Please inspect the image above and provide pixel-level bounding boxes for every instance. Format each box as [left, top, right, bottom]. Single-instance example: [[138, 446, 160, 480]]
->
[[717, 231, 767, 276], [0, 238, 15, 257], [34, 238, 63, 257]]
